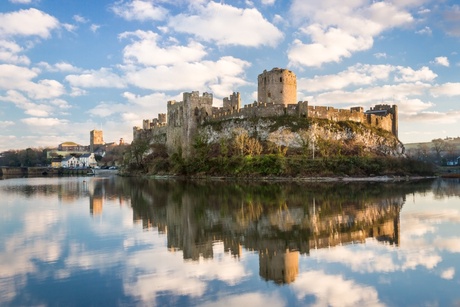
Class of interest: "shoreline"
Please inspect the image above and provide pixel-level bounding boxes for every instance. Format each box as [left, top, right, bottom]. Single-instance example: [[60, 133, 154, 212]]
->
[[120, 172, 438, 183]]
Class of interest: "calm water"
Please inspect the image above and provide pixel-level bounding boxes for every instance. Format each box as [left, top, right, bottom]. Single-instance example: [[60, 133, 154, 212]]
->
[[1, 176, 460, 306]]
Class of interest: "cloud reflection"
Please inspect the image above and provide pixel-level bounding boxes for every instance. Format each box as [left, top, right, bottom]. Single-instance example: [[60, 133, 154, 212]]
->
[[122, 239, 250, 304], [293, 270, 384, 307]]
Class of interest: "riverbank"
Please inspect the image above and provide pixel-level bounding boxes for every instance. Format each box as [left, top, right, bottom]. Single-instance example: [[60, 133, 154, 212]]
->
[[0, 166, 97, 178], [118, 170, 437, 183]]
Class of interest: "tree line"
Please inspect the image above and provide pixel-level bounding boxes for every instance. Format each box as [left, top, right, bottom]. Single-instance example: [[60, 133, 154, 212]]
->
[[0, 145, 128, 168], [406, 138, 460, 165], [123, 127, 434, 177], [0, 148, 49, 167]]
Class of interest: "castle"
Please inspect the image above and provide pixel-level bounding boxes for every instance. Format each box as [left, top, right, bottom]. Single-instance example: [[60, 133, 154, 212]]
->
[[133, 68, 398, 156]]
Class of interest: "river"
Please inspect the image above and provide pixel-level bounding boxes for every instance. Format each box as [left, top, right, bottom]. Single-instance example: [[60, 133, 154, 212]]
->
[[0, 176, 459, 306]]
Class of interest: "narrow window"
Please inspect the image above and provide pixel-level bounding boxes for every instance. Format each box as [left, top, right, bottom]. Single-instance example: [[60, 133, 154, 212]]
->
[[280, 77, 283, 82]]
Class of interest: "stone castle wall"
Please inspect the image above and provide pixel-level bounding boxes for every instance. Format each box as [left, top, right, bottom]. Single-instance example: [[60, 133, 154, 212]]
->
[[133, 68, 399, 156], [165, 91, 213, 155]]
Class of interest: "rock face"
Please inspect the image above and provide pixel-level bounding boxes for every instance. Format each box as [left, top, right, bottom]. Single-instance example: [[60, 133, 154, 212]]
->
[[201, 117, 405, 157]]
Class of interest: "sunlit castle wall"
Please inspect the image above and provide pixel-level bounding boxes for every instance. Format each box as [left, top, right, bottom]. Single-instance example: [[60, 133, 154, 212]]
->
[[166, 91, 213, 156], [258, 68, 297, 107]]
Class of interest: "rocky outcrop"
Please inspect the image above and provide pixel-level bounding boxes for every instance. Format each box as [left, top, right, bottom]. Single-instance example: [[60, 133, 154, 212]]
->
[[201, 117, 405, 157]]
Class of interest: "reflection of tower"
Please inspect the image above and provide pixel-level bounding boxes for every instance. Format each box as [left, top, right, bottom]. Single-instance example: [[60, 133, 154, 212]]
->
[[166, 194, 213, 261], [88, 179, 104, 216], [90, 196, 103, 215], [90, 129, 104, 152], [370, 216, 400, 246], [259, 249, 299, 284]]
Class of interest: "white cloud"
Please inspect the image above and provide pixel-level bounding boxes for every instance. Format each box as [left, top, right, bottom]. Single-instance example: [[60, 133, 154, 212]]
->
[[403, 110, 460, 124], [87, 102, 129, 118], [90, 24, 101, 33], [394, 66, 437, 82], [120, 30, 207, 66], [431, 83, 460, 97], [38, 61, 81, 73], [298, 64, 394, 92], [0, 64, 66, 99], [397, 98, 435, 116], [289, 27, 373, 68], [30, 79, 66, 99], [441, 268, 455, 280], [169, 2, 283, 47], [301, 82, 431, 109], [288, 0, 413, 67], [201, 293, 284, 307], [122, 91, 170, 108], [416, 26, 432, 35], [261, 0, 276, 5], [0, 64, 38, 90], [0, 39, 30, 65], [9, 0, 33, 3], [0, 121, 15, 128], [73, 15, 88, 23], [50, 99, 72, 110], [21, 117, 68, 127], [111, 0, 168, 21], [65, 68, 127, 88], [0, 8, 59, 38], [433, 56, 450, 67], [125, 56, 250, 97]]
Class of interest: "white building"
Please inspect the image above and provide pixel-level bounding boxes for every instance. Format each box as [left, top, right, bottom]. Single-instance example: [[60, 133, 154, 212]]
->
[[61, 156, 78, 168], [79, 153, 97, 168]]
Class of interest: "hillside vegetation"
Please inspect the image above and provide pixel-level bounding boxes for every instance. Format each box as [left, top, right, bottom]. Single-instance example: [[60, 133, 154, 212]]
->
[[122, 116, 434, 177]]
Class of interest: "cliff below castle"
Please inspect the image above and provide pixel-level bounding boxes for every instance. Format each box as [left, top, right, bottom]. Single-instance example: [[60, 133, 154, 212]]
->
[[201, 116, 404, 158]]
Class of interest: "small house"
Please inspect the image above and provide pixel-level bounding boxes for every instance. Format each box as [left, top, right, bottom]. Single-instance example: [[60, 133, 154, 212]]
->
[[79, 153, 97, 168], [61, 156, 78, 168]]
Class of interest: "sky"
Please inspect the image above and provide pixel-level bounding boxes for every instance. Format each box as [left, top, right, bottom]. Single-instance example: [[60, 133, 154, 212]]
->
[[1, 0, 460, 151]]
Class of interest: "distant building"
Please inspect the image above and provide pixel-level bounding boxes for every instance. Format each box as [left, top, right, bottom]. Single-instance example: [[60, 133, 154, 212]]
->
[[90, 130, 104, 152], [58, 141, 88, 152], [79, 153, 97, 168], [61, 156, 78, 168], [51, 158, 62, 168]]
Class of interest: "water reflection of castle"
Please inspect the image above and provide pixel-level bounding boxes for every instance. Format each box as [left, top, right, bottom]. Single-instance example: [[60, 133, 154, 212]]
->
[[129, 182, 403, 285]]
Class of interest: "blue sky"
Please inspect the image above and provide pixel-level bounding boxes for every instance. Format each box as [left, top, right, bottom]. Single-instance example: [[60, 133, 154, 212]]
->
[[1, 0, 460, 151]]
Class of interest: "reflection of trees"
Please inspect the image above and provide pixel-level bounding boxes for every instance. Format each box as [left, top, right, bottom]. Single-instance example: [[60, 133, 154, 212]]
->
[[431, 179, 460, 199]]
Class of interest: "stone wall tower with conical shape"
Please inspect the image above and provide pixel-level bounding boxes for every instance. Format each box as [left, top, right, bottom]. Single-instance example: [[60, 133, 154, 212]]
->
[[257, 68, 297, 107]]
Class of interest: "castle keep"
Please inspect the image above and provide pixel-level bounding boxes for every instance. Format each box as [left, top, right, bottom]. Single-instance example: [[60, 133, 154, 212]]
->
[[133, 68, 398, 156]]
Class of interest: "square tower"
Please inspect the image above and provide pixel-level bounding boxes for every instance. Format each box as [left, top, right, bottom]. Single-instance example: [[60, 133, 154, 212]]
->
[[90, 129, 104, 152]]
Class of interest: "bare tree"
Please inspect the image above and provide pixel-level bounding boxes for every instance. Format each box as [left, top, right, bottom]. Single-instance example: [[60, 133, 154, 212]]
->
[[432, 138, 446, 162], [246, 137, 263, 156], [445, 142, 458, 164]]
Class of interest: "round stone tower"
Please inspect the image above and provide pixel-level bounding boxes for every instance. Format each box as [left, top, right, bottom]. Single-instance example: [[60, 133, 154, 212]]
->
[[257, 68, 297, 107]]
